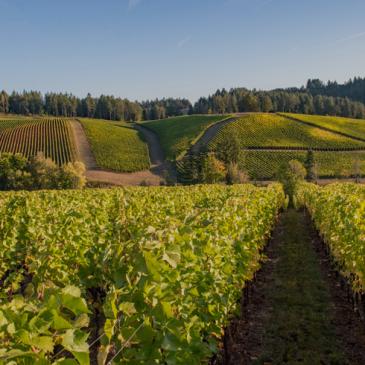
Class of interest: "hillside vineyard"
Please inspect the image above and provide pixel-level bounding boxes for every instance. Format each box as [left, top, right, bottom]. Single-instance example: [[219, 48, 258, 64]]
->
[[0, 119, 77, 165]]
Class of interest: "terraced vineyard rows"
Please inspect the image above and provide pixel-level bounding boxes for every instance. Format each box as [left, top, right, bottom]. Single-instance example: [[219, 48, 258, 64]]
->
[[187, 113, 365, 181], [283, 113, 365, 141], [240, 150, 365, 179], [209, 114, 365, 150], [0, 118, 77, 165], [0, 184, 284, 364]]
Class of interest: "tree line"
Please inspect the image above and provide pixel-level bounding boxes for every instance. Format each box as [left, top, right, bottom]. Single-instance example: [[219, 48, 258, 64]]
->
[[305, 77, 365, 105], [0, 76, 364, 121], [0, 90, 193, 121], [193, 88, 365, 119], [0, 91, 145, 121]]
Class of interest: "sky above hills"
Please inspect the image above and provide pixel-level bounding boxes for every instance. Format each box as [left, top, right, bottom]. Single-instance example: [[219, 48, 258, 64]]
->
[[0, 0, 364, 101]]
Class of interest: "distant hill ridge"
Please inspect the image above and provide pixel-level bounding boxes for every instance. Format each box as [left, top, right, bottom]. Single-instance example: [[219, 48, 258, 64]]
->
[[0, 76, 364, 121]]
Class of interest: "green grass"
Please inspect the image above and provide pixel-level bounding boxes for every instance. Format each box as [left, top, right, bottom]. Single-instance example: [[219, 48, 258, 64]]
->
[[209, 113, 365, 149], [142, 115, 228, 160], [240, 150, 365, 179], [284, 113, 365, 140], [255, 210, 346, 364], [80, 118, 150, 172]]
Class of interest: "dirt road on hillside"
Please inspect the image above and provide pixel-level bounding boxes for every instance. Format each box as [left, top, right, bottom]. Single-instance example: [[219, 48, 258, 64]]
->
[[71, 120, 97, 169], [190, 117, 238, 154], [70, 120, 167, 186]]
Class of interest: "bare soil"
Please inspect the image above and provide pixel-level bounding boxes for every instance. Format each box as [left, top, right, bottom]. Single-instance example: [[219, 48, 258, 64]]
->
[[85, 169, 162, 186], [70, 120, 171, 186], [134, 123, 164, 166], [71, 120, 97, 169]]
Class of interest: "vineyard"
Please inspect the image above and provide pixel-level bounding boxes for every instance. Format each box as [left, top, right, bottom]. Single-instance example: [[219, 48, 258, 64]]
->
[[283, 113, 365, 141], [240, 150, 365, 179], [193, 113, 365, 180], [0, 118, 77, 165], [80, 118, 150, 172], [209, 114, 365, 150], [294, 182, 365, 295], [142, 115, 228, 160], [0, 183, 285, 364]]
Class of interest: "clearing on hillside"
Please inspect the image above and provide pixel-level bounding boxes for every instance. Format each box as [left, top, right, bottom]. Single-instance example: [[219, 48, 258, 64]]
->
[[0, 118, 77, 165], [80, 118, 150, 172], [142, 115, 229, 160]]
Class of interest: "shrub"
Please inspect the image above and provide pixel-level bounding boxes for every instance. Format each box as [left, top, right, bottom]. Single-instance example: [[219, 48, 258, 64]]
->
[[0, 152, 86, 190], [59, 161, 86, 189], [226, 162, 249, 184], [200, 153, 226, 183], [305, 150, 317, 181], [0, 153, 31, 190], [215, 131, 241, 165], [276, 159, 306, 205], [29, 152, 60, 189]]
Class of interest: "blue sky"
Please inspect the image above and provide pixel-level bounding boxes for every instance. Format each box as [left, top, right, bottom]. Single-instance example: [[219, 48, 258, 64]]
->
[[0, 0, 364, 101]]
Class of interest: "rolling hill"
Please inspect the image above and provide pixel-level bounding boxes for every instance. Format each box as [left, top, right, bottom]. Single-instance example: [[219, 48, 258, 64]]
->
[[209, 114, 365, 149], [205, 113, 365, 180], [2, 112, 365, 181], [282, 113, 365, 141], [79, 118, 150, 173], [141, 115, 229, 160]]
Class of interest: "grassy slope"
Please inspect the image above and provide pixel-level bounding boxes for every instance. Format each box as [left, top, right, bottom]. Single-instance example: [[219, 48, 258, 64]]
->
[[142, 115, 228, 160], [254, 210, 346, 364], [80, 118, 150, 172], [209, 113, 365, 149], [284, 113, 365, 140]]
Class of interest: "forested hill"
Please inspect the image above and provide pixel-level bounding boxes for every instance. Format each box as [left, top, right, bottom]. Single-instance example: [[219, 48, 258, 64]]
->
[[0, 76, 364, 121]]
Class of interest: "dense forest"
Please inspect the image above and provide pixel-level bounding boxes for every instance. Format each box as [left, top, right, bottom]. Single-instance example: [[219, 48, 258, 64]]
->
[[193, 88, 365, 118], [305, 77, 365, 104], [0, 77, 364, 121]]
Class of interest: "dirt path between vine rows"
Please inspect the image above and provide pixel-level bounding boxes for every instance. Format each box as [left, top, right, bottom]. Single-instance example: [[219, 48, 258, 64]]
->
[[134, 123, 176, 181], [217, 209, 365, 365], [71, 120, 98, 169], [71, 120, 168, 186], [189, 117, 238, 154]]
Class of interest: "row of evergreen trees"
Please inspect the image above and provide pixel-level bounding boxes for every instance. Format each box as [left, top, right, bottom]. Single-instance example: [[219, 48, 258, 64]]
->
[[193, 88, 365, 118], [0, 90, 193, 121], [0, 91, 145, 121], [305, 77, 365, 105], [1, 77, 364, 120]]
